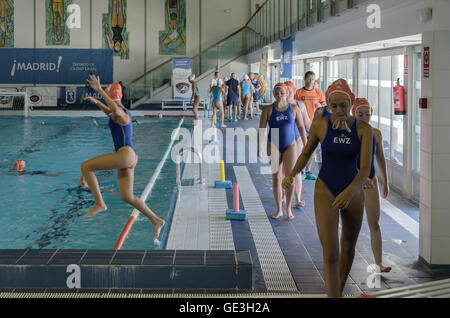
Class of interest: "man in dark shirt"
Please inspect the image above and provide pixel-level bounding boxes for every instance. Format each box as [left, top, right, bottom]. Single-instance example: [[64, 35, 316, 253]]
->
[[225, 73, 241, 122]]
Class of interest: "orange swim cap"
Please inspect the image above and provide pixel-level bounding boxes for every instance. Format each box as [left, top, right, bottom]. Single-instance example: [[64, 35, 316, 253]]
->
[[284, 81, 296, 98], [325, 79, 355, 105], [105, 83, 123, 101], [273, 83, 288, 96], [352, 98, 373, 116], [13, 160, 26, 172]]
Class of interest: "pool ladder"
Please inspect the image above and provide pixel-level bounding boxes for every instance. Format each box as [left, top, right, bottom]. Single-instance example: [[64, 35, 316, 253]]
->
[[176, 147, 204, 189]]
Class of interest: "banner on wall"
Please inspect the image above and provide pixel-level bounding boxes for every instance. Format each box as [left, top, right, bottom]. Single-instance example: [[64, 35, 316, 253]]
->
[[0, 49, 113, 84], [253, 73, 268, 102], [0, 0, 14, 48], [280, 36, 293, 79], [159, 0, 186, 56], [259, 47, 269, 79], [26, 87, 58, 107], [46, 0, 72, 46], [172, 58, 192, 100], [103, 0, 129, 60], [63, 86, 107, 105]]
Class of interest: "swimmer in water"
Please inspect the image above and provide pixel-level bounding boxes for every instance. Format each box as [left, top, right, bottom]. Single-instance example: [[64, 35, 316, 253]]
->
[[82, 74, 165, 242], [2, 160, 65, 177]]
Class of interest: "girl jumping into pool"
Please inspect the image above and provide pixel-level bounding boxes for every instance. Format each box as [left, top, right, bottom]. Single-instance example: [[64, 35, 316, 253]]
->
[[283, 79, 373, 297], [82, 74, 165, 241]]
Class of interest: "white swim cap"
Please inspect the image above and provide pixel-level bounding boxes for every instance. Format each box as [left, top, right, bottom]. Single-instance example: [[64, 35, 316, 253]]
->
[[211, 79, 217, 86], [244, 74, 249, 80], [188, 74, 196, 82], [218, 79, 224, 86]]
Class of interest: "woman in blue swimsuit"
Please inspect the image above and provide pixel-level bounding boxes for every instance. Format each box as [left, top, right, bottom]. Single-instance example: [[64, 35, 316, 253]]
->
[[241, 74, 254, 120], [210, 79, 227, 128], [258, 83, 307, 220], [83, 75, 165, 242], [353, 98, 391, 273], [283, 79, 374, 298]]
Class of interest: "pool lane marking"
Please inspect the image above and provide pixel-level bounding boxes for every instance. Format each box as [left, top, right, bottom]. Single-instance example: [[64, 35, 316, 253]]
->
[[114, 118, 185, 250], [234, 166, 297, 292]]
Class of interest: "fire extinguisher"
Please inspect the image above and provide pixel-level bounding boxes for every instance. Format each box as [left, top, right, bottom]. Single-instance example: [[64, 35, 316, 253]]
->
[[393, 78, 406, 115]]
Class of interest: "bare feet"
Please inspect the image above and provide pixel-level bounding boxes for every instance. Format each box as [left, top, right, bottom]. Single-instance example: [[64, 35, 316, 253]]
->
[[153, 219, 166, 241], [271, 211, 283, 219], [286, 212, 295, 220], [221, 124, 227, 128], [377, 264, 392, 273], [85, 203, 107, 216], [294, 201, 305, 209]]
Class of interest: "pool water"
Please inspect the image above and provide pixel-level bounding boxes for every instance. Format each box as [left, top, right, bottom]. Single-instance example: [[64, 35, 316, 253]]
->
[[0, 116, 192, 250]]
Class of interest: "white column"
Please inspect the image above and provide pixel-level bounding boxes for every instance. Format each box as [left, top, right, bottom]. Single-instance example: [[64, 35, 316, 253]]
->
[[419, 30, 450, 266]]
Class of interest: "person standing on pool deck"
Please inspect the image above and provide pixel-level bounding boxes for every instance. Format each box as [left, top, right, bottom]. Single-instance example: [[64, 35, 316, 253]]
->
[[258, 83, 305, 220], [294, 71, 326, 181], [285, 81, 307, 208], [250, 72, 261, 117], [211, 79, 227, 128], [226, 73, 241, 122], [241, 74, 253, 120], [352, 98, 391, 273], [82, 74, 165, 242], [283, 79, 373, 298], [188, 75, 201, 124]]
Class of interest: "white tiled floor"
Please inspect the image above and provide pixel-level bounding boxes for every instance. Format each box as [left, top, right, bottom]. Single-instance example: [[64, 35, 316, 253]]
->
[[166, 124, 234, 251]]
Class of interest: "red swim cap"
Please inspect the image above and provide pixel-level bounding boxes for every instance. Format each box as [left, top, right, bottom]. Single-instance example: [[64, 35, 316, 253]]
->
[[105, 83, 123, 101], [273, 83, 288, 96], [284, 81, 296, 98], [325, 79, 355, 105], [13, 160, 26, 172], [352, 98, 373, 117]]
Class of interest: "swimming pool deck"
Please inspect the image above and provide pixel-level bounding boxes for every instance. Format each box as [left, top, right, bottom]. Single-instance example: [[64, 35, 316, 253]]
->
[[1, 114, 450, 297], [165, 116, 450, 296]]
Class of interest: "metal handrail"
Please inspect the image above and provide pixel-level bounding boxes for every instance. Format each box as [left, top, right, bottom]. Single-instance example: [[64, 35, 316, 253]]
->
[[176, 147, 204, 188], [131, 0, 271, 85], [131, 26, 249, 85]]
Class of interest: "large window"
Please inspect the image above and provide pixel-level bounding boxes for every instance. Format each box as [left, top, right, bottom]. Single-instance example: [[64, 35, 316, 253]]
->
[[391, 55, 405, 166], [327, 58, 353, 90], [358, 57, 368, 98], [379, 56, 391, 162], [368, 57, 380, 129], [292, 60, 305, 89], [358, 53, 406, 165], [413, 52, 422, 172]]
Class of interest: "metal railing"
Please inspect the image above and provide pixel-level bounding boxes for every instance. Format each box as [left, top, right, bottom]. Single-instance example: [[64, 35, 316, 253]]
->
[[176, 147, 204, 189], [130, 0, 371, 103]]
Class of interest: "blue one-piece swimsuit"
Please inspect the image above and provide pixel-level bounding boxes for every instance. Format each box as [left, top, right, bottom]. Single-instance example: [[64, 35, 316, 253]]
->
[[212, 86, 221, 103], [109, 108, 136, 153], [322, 107, 332, 118], [357, 136, 376, 179], [318, 118, 360, 197], [268, 105, 297, 153], [242, 81, 251, 96]]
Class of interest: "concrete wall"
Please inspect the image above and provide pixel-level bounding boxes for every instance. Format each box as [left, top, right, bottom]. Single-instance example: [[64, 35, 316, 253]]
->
[[11, 0, 251, 84]]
